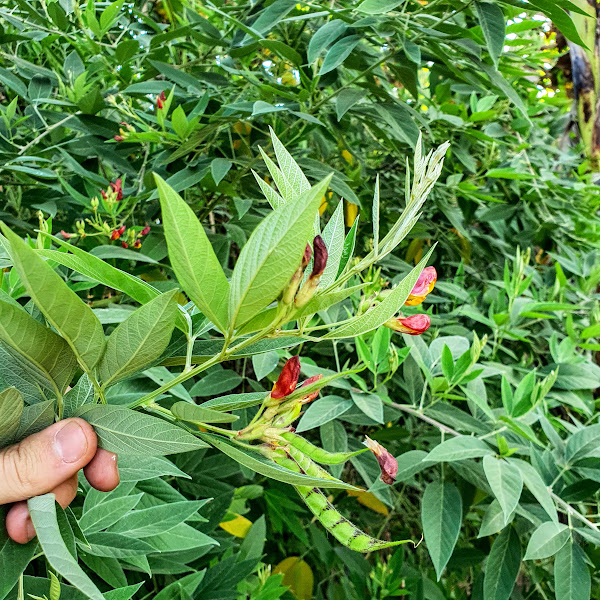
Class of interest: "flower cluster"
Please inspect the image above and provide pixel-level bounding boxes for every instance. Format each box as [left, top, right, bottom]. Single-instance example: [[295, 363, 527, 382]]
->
[[385, 266, 437, 336], [282, 235, 328, 307]]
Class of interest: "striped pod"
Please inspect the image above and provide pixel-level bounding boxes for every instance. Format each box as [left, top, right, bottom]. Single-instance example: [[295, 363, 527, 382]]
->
[[281, 431, 367, 465], [296, 485, 408, 553], [287, 445, 340, 482], [272, 445, 408, 552]]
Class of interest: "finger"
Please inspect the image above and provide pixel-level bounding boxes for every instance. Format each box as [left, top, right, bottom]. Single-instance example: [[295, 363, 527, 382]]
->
[[5, 474, 79, 544], [0, 418, 97, 505], [84, 449, 119, 492]]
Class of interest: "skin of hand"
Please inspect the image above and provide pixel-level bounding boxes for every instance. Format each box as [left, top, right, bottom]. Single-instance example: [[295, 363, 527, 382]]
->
[[0, 418, 119, 544]]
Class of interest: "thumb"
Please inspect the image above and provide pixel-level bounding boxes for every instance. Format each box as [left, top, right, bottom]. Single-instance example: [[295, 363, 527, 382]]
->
[[0, 418, 97, 505]]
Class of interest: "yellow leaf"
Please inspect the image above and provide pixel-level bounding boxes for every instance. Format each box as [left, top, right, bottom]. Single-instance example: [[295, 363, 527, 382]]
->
[[274, 557, 314, 600], [219, 514, 253, 538], [347, 490, 389, 515], [341, 149, 354, 165], [344, 200, 358, 227]]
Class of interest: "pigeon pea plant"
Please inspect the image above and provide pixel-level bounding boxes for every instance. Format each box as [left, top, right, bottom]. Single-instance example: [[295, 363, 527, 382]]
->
[[0, 133, 447, 597]]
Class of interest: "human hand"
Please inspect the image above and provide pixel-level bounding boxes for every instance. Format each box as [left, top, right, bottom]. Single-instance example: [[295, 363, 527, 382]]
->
[[0, 418, 119, 544]]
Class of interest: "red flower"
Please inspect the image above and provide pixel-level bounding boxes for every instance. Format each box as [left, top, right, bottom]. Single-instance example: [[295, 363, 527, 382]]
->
[[101, 190, 107, 200], [141, 225, 151, 236], [110, 229, 120, 240], [60, 230, 72, 239], [121, 241, 128, 249], [114, 135, 124, 142], [298, 374, 323, 404], [364, 437, 398, 485], [385, 314, 431, 335], [271, 356, 301, 399], [157, 91, 166, 110], [117, 225, 126, 235], [110, 178, 123, 201], [134, 240, 142, 249], [405, 266, 437, 306], [310, 235, 328, 279]]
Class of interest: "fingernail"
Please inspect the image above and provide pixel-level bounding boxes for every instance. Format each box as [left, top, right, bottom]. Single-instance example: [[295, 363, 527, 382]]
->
[[25, 516, 36, 541], [54, 421, 88, 463]]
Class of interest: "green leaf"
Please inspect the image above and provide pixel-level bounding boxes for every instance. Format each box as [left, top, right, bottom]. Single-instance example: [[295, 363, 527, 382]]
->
[[350, 391, 383, 423], [229, 175, 331, 327], [0, 512, 37, 600], [478, 500, 509, 538], [98, 290, 178, 388], [307, 19, 347, 65], [28, 494, 104, 600], [421, 481, 462, 580], [202, 391, 266, 412], [74, 405, 208, 455], [155, 173, 230, 332], [63, 374, 95, 418], [482, 456, 522, 525], [201, 433, 358, 489], [320, 200, 345, 289], [511, 458, 558, 523], [0, 298, 77, 396], [565, 423, 600, 464], [270, 126, 311, 201], [189, 369, 242, 397], [336, 88, 367, 121], [554, 543, 591, 600], [0, 387, 23, 447], [337, 215, 359, 277], [84, 532, 156, 558], [211, 158, 232, 186], [324, 246, 435, 339], [474, 2, 505, 68], [107, 500, 207, 537], [483, 527, 521, 600], [261, 40, 302, 66], [117, 455, 190, 482], [319, 35, 361, 76], [252, 350, 279, 381], [357, 0, 402, 13], [79, 494, 144, 533], [426, 436, 493, 463], [524, 521, 570, 560], [37, 242, 189, 331], [296, 396, 353, 432], [2, 225, 105, 372], [440, 344, 454, 381], [15, 399, 55, 441], [171, 401, 239, 424]]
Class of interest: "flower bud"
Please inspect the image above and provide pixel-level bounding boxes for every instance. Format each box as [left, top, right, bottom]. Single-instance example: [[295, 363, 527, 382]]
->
[[122, 241, 128, 249], [385, 314, 430, 335], [311, 235, 328, 279], [302, 243, 312, 268], [282, 243, 312, 305], [295, 236, 329, 307], [405, 266, 437, 306], [91, 198, 99, 210], [298, 374, 323, 404], [364, 437, 398, 485], [111, 229, 120, 241], [110, 179, 123, 201], [271, 356, 300, 399], [141, 225, 151, 236], [157, 91, 166, 110], [117, 225, 126, 235], [60, 230, 72, 239], [114, 135, 124, 142]]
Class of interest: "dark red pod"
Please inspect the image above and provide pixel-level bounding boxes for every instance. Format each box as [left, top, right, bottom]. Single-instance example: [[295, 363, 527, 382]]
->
[[311, 235, 328, 278]]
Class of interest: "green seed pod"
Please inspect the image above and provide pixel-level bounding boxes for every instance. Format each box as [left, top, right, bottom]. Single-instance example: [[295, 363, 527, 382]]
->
[[287, 445, 339, 481], [281, 431, 367, 465], [296, 485, 409, 553]]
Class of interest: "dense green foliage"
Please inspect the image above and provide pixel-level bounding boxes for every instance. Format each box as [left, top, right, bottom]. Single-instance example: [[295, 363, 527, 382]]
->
[[0, 1, 600, 599]]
